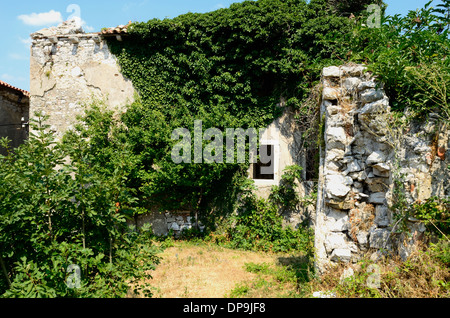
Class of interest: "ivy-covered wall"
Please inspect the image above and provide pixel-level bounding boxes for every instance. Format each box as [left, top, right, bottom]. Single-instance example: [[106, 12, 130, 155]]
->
[[27, 0, 449, 264]]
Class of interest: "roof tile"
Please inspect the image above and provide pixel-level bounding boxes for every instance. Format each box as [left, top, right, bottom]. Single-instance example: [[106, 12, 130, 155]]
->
[[0, 80, 30, 97]]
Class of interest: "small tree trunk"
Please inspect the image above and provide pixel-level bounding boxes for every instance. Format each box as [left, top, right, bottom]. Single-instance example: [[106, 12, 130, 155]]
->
[[0, 255, 11, 289], [109, 235, 113, 264], [82, 210, 86, 249], [195, 190, 203, 231]]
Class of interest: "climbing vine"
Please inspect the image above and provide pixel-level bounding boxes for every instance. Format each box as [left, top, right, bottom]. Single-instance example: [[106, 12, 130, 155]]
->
[[103, 0, 353, 218]]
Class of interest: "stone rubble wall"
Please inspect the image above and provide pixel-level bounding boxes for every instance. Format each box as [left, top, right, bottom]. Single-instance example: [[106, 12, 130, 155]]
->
[[315, 64, 449, 273], [29, 22, 449, 267], [127, 211, 205, 237], [30, 21, 136, 140]]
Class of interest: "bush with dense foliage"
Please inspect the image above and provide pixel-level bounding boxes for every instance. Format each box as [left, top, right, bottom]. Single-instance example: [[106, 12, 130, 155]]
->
[[0, 115, 160, 297], [2, 0, 449, 298], [336, 0, 450, 119]]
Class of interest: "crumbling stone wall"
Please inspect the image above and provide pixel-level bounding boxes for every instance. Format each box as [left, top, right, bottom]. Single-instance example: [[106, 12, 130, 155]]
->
[[28, 22, 449, 258], [30, 20, 135, 140], [315, 64, 449, 273]]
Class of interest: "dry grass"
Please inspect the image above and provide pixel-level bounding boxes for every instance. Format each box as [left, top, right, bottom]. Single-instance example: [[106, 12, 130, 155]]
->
[[349, 203, 375, 241], [307, 242, 450, 298], [137, 239, 448, 298], [147, 241, 283, 298]]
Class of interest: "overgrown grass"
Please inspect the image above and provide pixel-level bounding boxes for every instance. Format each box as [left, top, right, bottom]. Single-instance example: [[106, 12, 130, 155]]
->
[[227, 256, 315, 298], [224, 239, 449, 298]]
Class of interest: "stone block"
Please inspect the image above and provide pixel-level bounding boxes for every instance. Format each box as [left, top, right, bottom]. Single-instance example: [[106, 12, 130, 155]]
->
[[170, 222, 180, 231], [369, 192, 386, 204], [330, 249, 352, 263], [323, 66, 341, 77], [373, 162, 390, 172], [357, 81, 376, 91], [326, 209, 350, 232], [326, 127, 347, 150], [356, 231, 369, 246], [326, 199, 355, 210], [323, 87, 340, 100], [366, 150, 386, 165], [361, 89, 385, 104], [374, 205, 390, 228], [359, 98, 389, 115], [134, 212, 168, 237], [325, 174, 351, 198], [343, 77, 361, 92], [341, 64, 366, 76], [369, 228, 391, 249], [326, 148, 345, 162], [366, 177, 389, 193], [325, 232, 349, 254], [345, 160, 362, 174], [372, 166, 390, 178]]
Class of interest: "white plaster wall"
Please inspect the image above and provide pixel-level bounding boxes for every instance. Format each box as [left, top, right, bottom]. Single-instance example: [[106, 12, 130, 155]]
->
[[30, 26, 135, 140]]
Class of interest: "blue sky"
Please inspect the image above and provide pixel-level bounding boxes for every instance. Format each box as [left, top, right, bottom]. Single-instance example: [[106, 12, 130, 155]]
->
[[0, 0, 440, 92]]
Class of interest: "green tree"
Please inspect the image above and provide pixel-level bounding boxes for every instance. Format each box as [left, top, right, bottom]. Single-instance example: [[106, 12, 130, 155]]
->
[[0, 113, 159, 297], [101, 0, 353, 225]]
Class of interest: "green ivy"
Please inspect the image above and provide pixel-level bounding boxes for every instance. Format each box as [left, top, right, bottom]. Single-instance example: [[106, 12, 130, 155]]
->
[[102, 0, 353, 218]]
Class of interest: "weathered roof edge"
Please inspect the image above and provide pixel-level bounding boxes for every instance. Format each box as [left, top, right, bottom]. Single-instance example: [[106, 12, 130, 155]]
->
[[0, 80, 30, 98], [100, 21, 132, 36], [31, 20, 132, 40]]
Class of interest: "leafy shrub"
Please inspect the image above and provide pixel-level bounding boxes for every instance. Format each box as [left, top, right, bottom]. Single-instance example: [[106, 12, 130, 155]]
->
[[217, 195, 313, 253], [102, 0, 353, 219], [429, 240, 450, 266], [412, 196, 450, 238], [337, 0, 450, 119], [215, 166, 314, 254], [0, 114, 160, 298]]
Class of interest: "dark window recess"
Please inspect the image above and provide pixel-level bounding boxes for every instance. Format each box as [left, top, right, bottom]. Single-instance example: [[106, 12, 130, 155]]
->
[[305, 146, 320, 181], [253, 145, 275, 180]]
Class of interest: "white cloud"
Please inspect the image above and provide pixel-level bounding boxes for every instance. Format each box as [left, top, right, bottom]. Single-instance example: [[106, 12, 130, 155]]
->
[[18, 10, 63, 26], [20, 37, 32, 46], [9, 53, 28, 61], [1, 73, 27, 83]]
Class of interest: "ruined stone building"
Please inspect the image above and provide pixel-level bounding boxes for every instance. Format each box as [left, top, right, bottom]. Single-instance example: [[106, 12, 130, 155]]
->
[[0, 80, 29, 154], [29, 20, 311, 232], [28, 21, 450, 272]]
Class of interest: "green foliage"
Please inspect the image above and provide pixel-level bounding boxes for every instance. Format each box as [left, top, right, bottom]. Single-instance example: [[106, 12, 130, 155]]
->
[[224, 197, 314, 253], [412, 197, 450, 238], [270, 165, 303, 210], [228, 257, 314, 298], [429, 240, 450, 266], [0, 114, 160, 297], [103, 0, 353, 217], [337, 0, 450, 119], [328, 0, 384, 16], [216, 167, 314, 254]]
